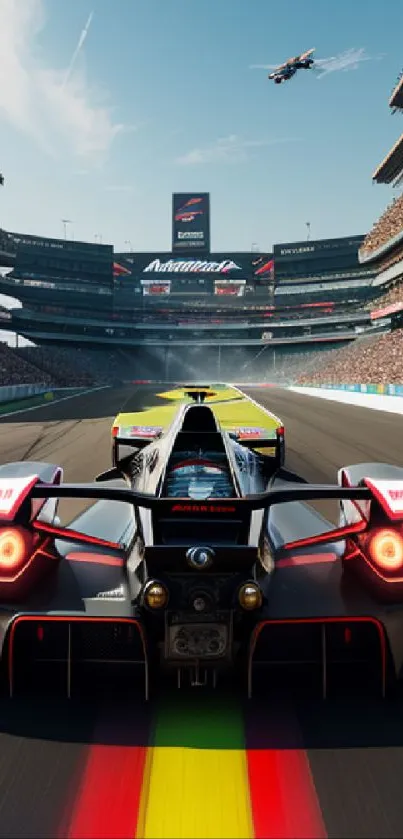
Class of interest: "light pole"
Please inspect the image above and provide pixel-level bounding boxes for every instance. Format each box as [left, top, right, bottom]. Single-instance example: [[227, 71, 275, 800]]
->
[[306, 222, 311, 241], [62, 219, 72, 240]]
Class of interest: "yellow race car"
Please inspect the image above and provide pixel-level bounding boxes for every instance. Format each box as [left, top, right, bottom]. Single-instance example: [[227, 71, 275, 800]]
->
[[110, 384, 285, 473]]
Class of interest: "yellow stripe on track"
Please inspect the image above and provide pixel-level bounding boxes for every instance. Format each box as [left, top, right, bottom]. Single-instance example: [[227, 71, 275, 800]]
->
[[138, 746, 254, 839]]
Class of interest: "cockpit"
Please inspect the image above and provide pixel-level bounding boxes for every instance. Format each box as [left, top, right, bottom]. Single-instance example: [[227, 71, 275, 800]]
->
[[164, 453, 234, 499], [162, 404, 235, 499]]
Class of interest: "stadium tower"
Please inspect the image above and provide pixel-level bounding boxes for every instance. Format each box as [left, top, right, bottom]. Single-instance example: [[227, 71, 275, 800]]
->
[[359, 68, 403, 330]]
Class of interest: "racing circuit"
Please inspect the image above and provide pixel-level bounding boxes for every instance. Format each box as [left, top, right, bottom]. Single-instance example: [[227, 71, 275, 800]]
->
[[1, 382, 403, 839]]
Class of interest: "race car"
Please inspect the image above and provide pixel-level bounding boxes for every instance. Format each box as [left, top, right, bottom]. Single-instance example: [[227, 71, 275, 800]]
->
[[0, 400, 403, 701], [111, 386, 285, 473]]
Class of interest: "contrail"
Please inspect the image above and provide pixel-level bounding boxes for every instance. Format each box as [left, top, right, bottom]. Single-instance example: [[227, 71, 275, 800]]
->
[[63, 10, 94, 88], [313, 48, 384, 77]]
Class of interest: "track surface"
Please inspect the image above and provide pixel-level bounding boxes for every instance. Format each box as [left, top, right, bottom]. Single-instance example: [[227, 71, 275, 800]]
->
[[1, 383, 403, 837]]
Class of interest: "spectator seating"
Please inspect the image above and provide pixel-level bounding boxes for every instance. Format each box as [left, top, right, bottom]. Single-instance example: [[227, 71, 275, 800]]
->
[[365, 279, 403, 312], [361, 194, 403, 256], [0, 343, 53, 386], [297, 330, 403, 385]]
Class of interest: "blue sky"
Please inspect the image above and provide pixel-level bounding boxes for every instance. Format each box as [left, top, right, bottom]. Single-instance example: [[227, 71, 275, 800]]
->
[[0, 0, 402, 253]]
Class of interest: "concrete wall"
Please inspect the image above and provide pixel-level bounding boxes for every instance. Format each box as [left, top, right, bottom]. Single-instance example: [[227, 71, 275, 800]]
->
[[0, 384, 84, 403]]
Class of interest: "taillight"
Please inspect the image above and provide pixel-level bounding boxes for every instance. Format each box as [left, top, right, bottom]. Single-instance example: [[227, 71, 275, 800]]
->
[[112, 426, 119, 438], [0, 527, 32, 577], [368, 529, 403, 573], [276, 425, 285, 437]]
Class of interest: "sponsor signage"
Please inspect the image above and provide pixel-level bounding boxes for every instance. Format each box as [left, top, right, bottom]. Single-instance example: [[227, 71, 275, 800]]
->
[[143, 258, 241, 274], [274, 236, 365, 262], [120, 425, 163, 438], [172, 193, 210, 253], [111, 252, 274, 280], [235, 426, 270, 439], [141, 280, 171, 295], [279, 246, 315, 256], [11, 232, 112, 255]]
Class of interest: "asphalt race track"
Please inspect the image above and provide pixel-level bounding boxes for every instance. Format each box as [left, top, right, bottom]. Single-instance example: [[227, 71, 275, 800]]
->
[[1, 383, 403, 838]]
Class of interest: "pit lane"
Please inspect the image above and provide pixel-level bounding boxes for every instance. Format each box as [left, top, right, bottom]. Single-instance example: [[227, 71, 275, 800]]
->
[[0, 382, 403, 838]]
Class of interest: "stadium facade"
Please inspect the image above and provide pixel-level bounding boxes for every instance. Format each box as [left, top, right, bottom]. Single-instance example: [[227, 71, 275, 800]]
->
[[0, 194, 383, 379]]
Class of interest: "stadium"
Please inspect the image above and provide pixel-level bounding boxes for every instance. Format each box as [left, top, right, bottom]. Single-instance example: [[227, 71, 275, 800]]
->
[[0, 202, 392, 389], [1, 66, 403, 393]]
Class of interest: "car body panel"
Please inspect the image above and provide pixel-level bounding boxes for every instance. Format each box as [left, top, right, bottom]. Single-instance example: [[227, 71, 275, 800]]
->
[[0, 397, 403, 700]]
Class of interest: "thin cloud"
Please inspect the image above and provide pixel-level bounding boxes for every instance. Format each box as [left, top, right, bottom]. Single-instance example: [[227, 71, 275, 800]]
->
[[176, 134, 300, 166], [0, 0, 124, 162]]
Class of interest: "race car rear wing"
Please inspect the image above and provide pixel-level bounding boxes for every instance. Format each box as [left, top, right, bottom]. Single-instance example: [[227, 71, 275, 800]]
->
[[31, 480, 373, 510], [26, 481, 375, 552], [6, 469, 403, 548]]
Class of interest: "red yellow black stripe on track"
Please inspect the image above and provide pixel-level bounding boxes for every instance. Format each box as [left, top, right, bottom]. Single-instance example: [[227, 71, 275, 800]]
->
[[63, 695, 325, 839]]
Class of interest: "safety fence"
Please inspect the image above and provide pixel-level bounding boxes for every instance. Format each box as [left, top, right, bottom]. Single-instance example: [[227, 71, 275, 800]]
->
[[295, 383, 403, 396]]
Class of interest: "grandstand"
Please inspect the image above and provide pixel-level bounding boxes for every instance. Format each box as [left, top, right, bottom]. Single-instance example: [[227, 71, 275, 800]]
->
[[1, 170, 397, 384], [0, 215, 382, 384]]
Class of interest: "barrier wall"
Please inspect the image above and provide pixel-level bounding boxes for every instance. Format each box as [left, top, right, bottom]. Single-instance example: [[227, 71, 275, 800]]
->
[[295, 383, 403, 396], [0, 384, 86, 404]]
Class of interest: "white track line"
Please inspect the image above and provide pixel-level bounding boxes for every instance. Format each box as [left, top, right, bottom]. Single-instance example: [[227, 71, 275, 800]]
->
[[232, 384, 284, 426]]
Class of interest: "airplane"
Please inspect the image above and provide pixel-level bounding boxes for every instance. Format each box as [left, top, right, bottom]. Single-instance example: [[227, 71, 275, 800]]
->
[[267, 48, 316, 84]]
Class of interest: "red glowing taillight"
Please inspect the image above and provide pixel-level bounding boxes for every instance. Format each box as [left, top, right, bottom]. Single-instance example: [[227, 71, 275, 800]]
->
[[276, 425, 285, 437], [368, 528, 403, 573], [0, 527, 32, 576], [112, 426, 119, 438]]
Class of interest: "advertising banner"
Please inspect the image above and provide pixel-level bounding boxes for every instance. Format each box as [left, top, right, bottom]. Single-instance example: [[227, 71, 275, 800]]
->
[[172, 193, 210, 253], [141, 279, 171, 295], [11, 232, 113, 255], [274, 236, 364, 261], [113, 252, 274, 279]]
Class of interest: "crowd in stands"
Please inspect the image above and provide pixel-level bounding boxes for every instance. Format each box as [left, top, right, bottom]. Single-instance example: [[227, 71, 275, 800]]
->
[[373, 244, 403, 274], [16, 346, 134, 387], [0, 343, 53, 386], [361, 193, 403, 255], [17, 347, 95, 387], [233, 349, 333, 383], [297, 330, 403, 385], [0, 344, 138, 388], [1, 324, 403, 391], [365, 278, 403, 312]]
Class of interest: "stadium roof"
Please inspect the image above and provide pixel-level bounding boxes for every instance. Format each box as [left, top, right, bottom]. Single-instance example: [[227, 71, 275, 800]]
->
[[372, 132, 403, 185], [390, 72, 403, 110]]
